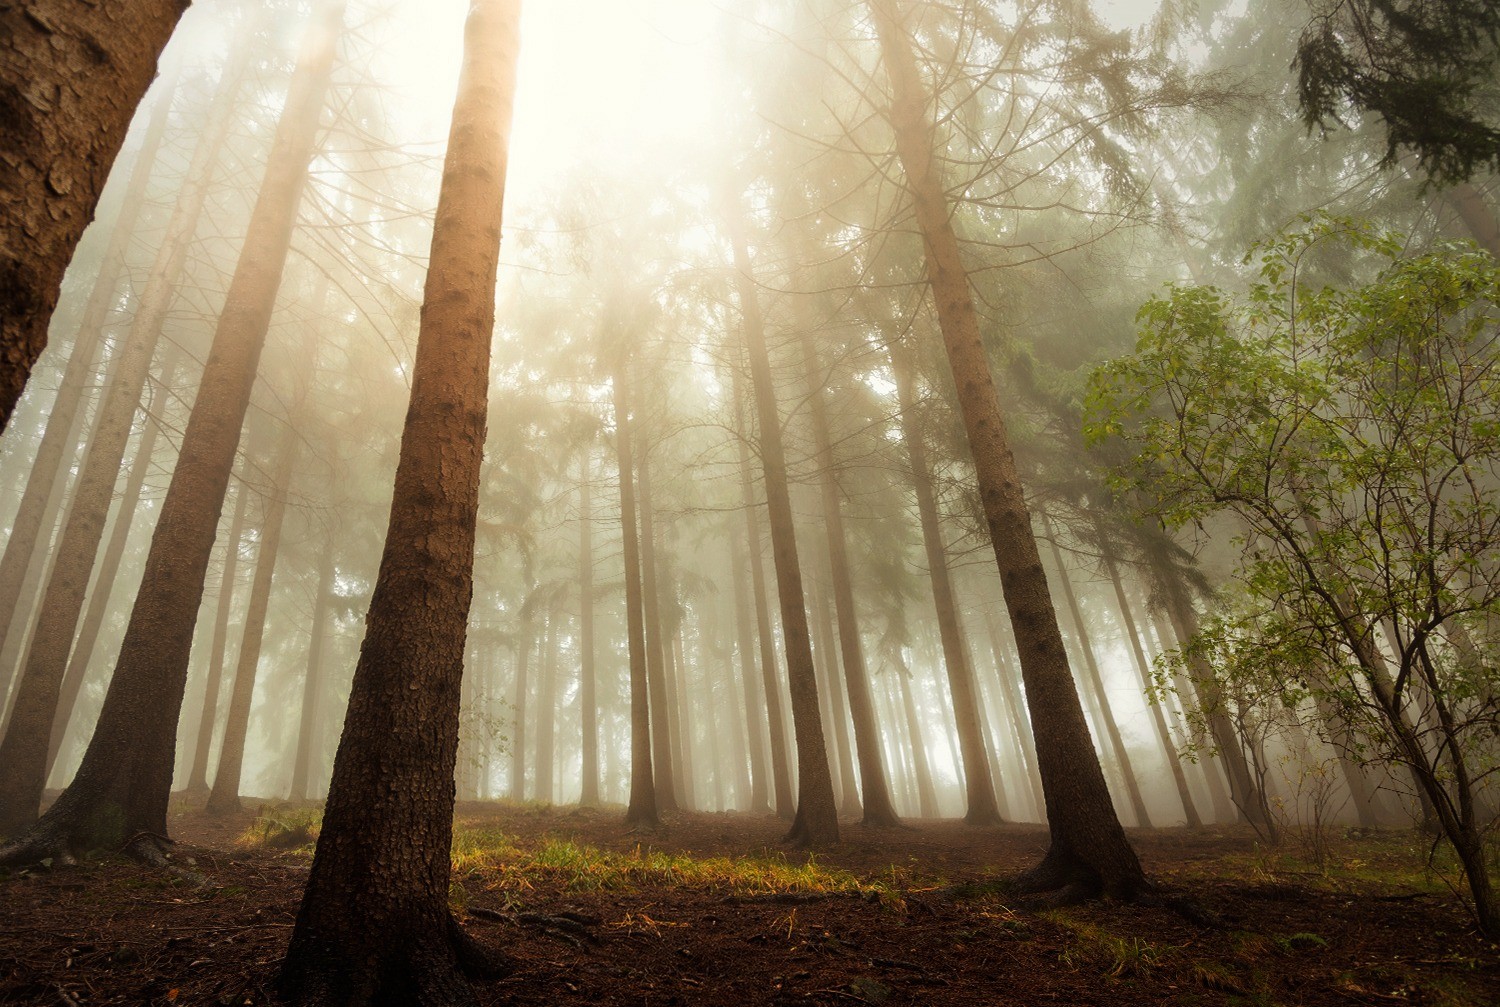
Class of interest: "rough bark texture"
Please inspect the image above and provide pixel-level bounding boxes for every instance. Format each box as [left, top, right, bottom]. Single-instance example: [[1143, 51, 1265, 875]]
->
[[278, 2, 520, 1000], [206, 425, 300, 815], [0, 49, 254, 836], [0, 72, 177, 673], [796, 327, 899, 827], [0, 0, 189, 432], [288, 536, 337, 802], [870, 0, 1144, 897], [613, 356, 659, 829], [0, 0, 341, 859], [578, 456, 600, 807], [726, 209, 838, 848], [889, 334, 1000, 825]]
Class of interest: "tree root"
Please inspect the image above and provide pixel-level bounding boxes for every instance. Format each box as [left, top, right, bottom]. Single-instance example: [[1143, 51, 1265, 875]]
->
[[121, 832, 215, 890], [467, 907, 601, 951]]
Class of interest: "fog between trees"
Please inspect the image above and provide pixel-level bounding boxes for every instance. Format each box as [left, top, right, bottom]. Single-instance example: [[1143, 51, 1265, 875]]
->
[[1, 0, 1498, 996]]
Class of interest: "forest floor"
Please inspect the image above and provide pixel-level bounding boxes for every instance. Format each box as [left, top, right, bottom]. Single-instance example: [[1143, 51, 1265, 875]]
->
[[2, 797, 1497, 1006]]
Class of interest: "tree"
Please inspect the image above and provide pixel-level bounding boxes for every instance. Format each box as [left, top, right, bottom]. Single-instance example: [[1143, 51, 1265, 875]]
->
[[277, 0, 521, 1000], [0, 0, 189, 431], [1295, 0, 1500, 183], [1088, 215, 1500, 934], [867, 0, 1148, 900]]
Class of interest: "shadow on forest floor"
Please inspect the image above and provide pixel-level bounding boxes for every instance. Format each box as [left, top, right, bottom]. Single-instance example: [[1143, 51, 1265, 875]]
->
[[2, 796, 1496, 1005]]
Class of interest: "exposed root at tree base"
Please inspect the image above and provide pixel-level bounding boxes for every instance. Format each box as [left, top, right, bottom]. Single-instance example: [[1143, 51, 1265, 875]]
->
[[121, 832, 214, 890]]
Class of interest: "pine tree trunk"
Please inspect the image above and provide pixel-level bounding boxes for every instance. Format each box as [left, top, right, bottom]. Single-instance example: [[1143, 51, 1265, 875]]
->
[[277, 2, 519, 997], [534, 611, 556, 805], [0, 72, 177, 673], [509, 618, 530, 801], [1043, 518, 1152, 828], [732, 368, 794, 818], [978, 603, 1045, 818], [0, 0, 189, 433], [0, 52, 252, 834], [637, 440, 680, 811], [1100, 540, 1202, 828], [613, 355, 659, 829], [183, 455, 254, 795], [870, 0, 1144, 896], [578, 455, 600, 807], [889, 333, 1000, 824], [206, 424, 300, 815], [729, 525, 772, 814], [896, 662, 939, 818], [0, 0, 342, 858], [811, 568, 860, 816], [725, 209, 837, 847], [47, 346, 185, 780], [796, 328, 899, 826], [288, 536, 336, 803], [1145, 605, 1237, 821]]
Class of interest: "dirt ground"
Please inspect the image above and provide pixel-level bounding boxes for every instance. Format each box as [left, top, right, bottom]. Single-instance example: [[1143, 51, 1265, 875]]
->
[[2, 798, 1497, 1005]]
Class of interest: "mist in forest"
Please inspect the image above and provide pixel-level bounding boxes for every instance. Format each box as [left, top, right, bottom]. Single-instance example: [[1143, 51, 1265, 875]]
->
[[2, 0, 1498, 1002]]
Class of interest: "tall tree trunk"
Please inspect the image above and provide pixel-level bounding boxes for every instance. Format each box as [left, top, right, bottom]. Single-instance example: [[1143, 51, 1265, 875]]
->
[[978, 603, 1045, 818], [206, 423, 300, 815], [889, 333, 1000, 824], [1145, 605, 1236, 821], [578, 454, 600, 807], [278, 3, 519, 998], [733, 368, 794, 818], [0, 0, 189, 432], [183, 460, 253, 795], [636, 436, 679, 811], [725, 207, 838, 847], [1042, 518, 1152, 828], [896, 661, 939, 818], [811, 568, 860, 816], [288, 536, 337, 803], [509, 617, 530, 801], [47, 346, 184, 781], [665, 618, 694, 809], [0, 0, 343, 858], [0, 71, 177, 674], [613, 354, 658, 829], [729, 525, 772, 814], [1100, 540, 1202, 828], [0, 51, 254, 834], [796, 327, 899, 827], [870, 0, 1144, 897], [534, 610, 556, 805]]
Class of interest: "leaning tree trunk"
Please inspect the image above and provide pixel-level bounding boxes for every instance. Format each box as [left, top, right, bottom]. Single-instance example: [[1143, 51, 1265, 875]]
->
[[578, 454, 600, 807], [0, 70, 177, 674], [288, 535, 337, 802], [277, 2, 520, 999], [732, 365, 795, 818], [725, 207, 838, 847], [613, 353, 659, 829], [0, 48, 254, 835], [182, 453, 254, 795], [870, 0, 1144, 898], [0, 0, 343, 859], [206, 422, 300, 815], [889, 332, 1000, 825], [795, 326, 900, 827], [0, 0, 189, 432]]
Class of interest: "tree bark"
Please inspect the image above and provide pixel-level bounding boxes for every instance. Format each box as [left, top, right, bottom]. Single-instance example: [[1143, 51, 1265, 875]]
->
[[0, 0, 342, 857], [895, 659, 939, 818], [0, 48, 253, 835], [278, 2, 519, 999], [870, 0, 1144, 896], [205, 423, 301, 815], [288, 535, 337, 803], [0, 0, 189, 432], [889, 332, 1000, 824], [0, 71, 177, 674], [811, 565, 860, 816], [725, 207, 838, 847], [636, 436, 680, 811], [509, 616, 530, 801], [729, 522, 773, 814], [613, 355, 658, 829], [534, 610, 556, 805], [578, 454, 600, 807]]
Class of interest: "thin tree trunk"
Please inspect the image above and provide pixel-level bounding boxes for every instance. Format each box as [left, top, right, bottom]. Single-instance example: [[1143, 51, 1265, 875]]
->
[[811, 568, 859, 816], [288, 536, 336, 802], [0, 0, 189, 432], [870, 0, 1144, 896], [0, 0, 343, 856], [725, 206, 838, 847], [896, 661, 939, 818], [979, 603, 1045, 817], [1146, 605, 1236, 821], [889, 333, 1000, 824], [509, 618, 530, 801], [206, 423, 300, 815], [665, 619, 693, 809], [796, 327, 899, 827], [0, 72, 177, 676], [636, 436, 679, 811], [729, 525, 772, 814], [278, 2, 520, 994], [578, 455, 600, 807], [613, 355, 658, 829], [47, 346, 184, 781], [534, 610, 556, 805]]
